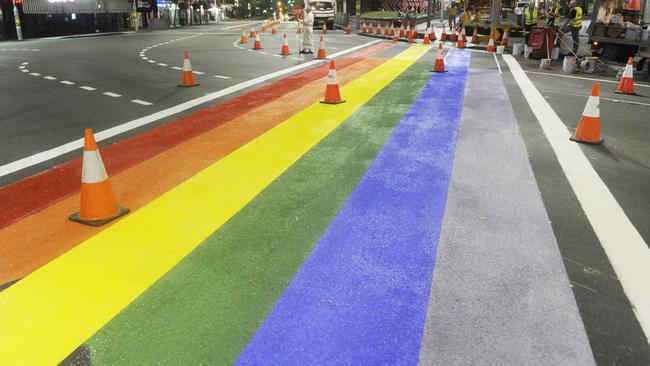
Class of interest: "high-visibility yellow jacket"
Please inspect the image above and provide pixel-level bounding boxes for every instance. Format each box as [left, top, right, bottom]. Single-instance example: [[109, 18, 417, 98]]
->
[[460, 11, 471, 23], [449, 6, 458, 16], [474, 11, 482, 22], [550, 4, 561, 26], [569, 6, 582, 28], [525, 6, 538, 26]]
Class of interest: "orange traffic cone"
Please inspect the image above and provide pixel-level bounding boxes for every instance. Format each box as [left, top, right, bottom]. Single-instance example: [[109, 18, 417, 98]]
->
[[423, 29, 431, 45], [487, 30, 495, 52], [461, 27, 467, 42], [376, 22, 382, 35], [323, 23, 328, 33], [615, 57, 635, 94], [407, 25, 413, 43], [362, 21, 367, 33], [390, 23, 395, 36], [400, 25, 405, 37], [262, 22, 267, 32], [250, 27, 256, 38], [179, 52, 198, 87], [384, 23, 390, 36], [253, 32, 262, 49], [321, 60, 345, 104], [69, 129, 129, 226], [280, 33, 291, 56], [413, 26, 418, 39], [571, 83, 604, 144], [432, 43, 446, 73], [430, 26, 437, 41], [346, 24, 352, 34], [500, 29, 509, 46], [317, 36, 327, 60], [628, 0, 641, 10], [272, 27, 277, 35], [471, 26, 479, 43], [441, 24, 448, 41], [393, 33, 400, 42], [450, 28, 458, 42], [241, 29, 248, 44], [457, 32, 465, 48], [369, 22, 374, 33]]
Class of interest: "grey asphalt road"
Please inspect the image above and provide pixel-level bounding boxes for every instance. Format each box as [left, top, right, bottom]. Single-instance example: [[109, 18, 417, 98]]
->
[[0, 21, 374, 184]]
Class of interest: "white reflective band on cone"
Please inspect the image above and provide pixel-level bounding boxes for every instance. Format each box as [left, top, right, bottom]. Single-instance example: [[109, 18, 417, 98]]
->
[[183, 58, 192, 72], [582, 95, 600, 118], [82, 150, 109, 184], [327, 70, 338, 85], [623, 64, 633, 78]]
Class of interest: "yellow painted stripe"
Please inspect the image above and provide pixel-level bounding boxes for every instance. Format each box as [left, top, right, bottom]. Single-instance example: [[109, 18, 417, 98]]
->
[[0, 45, 429, 366]]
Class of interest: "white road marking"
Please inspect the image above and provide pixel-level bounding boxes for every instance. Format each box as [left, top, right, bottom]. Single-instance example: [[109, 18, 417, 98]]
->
[[60, 81, 75, 85], [171, 66, 182, 70], [20, 69, 29, 73], [504, 54, 650, 346], [291, 57, 302, 60], [213, 75, 231, 79], [21, 62, 29, 65], [258, 51, 268, 54], [273, 54, 282, 57], [142, 57, 148, 60], [525, 70, 650, 89], [0, 39, 381, 178], [43, 76, 57, 80], [223, 21, 263, 30], [148, 60, 156, 63], [157, 63, 168, 66], [247, 49, 254, 52], [102, 92, 122, 98], [493, 53, 502, 74], [193, 71, 204, 75], [29, 72, 41, 76], [18, 65, 25, 69], [80, 86, 97, 91], [540, 89, 650, 107], [131, 99, 153, 106]]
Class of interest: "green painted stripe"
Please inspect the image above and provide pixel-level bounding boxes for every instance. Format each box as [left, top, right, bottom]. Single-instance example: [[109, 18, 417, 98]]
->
[[86, 59, 433, 366]]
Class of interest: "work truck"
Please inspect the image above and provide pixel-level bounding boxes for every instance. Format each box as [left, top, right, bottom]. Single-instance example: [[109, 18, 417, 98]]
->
[[308, 0, 336, 29], [588, 0, 649, 62]]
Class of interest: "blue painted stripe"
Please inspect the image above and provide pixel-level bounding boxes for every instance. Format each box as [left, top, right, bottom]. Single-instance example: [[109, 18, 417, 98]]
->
[[235, 49, 472, 365]]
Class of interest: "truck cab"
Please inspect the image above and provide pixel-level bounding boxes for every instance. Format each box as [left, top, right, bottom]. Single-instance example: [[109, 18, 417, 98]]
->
[[308, 0, 336, 30]]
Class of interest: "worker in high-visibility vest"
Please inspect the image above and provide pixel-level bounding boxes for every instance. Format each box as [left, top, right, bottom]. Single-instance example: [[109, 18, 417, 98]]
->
[[459, 7, 471, 30], [546, 0, 561, 28], [447, 3, 458, 29], [561, 0, 582, 55], [524, 1, 538, 43]]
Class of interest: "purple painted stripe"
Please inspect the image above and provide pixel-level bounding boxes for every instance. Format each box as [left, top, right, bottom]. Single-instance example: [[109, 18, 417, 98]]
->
[[235, 49, 472, 365]]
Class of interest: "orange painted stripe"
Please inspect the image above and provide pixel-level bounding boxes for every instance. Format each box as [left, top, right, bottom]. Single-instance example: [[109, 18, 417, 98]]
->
[[0, 57, 388, 286]]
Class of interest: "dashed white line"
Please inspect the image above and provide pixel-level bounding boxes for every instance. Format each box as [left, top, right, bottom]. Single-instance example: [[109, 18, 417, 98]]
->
[[147, 60, 156, 63], [80, 86, 97, 91], [171, 66, 182, 70], [18, 65, 25, 69], [193, 71, 205, 75], [102, 92, 122, 98], [142, 57, 149, 60], [60, 81, 75, 85], [258, 51, 268, 55], [291, 57, 302, 60], [273, 54, 282, 57], [493, 53, 502, 74], [43, 76, 57, 80], [21, 62, 29, 65], [214, 75, 232, 79], [157, 63, 168, 66], [29, 72, 41, 76], [20, 69, 29, 73], [131, 99, 153, 106]]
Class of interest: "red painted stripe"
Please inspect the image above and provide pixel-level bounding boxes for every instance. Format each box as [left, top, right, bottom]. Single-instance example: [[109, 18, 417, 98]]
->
[[0, 42, 394, 230]]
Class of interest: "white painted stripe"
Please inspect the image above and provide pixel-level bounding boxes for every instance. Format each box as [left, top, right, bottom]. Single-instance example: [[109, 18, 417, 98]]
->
[[0, 39, 381, 178], [131, 99, 153, 106], [493, 53, 502, 74], [43, 76, 57, 80], [258, 51, 268, 54], [29, 72, 41, 76], [18, 65, 26, 69], [21, 62, 29, 65], [525, 71, 650, 89], [102, 92, 122, 98], [60, 80, 75, 85], [20, 69, 29, 73], [214, 75, 232, 79], [193, 71, 204, 75], [157, 63, 168, 66], [171, 66, 183, 70], [503, 54, 650, 346], [148, 60, 156, 63], [81, 150, 108, 184], [80, 86, 97, 91], [142, 57, 149, 60], [541, 89, 650, 107], [273, 54, 282, 57], [223, 20, 263, 30], [291, 57, 302, 60]]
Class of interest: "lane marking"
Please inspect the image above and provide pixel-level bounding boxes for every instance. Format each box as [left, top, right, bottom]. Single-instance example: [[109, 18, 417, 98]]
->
[[20, 69, 29, 73], [0, 44, 427, 366], [171, 66, 182, 70], [503, 54, 650, 346], [60, 80, 75, 85], [540, 89, 650, 107], [192, 71, 205, 75], [29, 72, 41, 76], [131, 99, 153, 106], [258, 51, 268, 55], [80, 86, 97, 91], [0, 39, 381, 178], [157, 63, 168, 66], [291, 57, 302, 60], [525, 70, 650, 89], [213, 75, 231, 79], [147, 60, 156, 63], [493, 53, 502, 74], [43, 76, 57, 80], [223, 20, 264, 30], [20, 62, 29, 65], [18, 65, 25, 69], [273, 54, 282, 57], [102, 92, 122, 98]]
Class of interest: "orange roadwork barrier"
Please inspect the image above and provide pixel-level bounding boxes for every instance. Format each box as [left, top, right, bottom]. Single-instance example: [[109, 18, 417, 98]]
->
[[441, 24, 447, 41], [487, 30, 495, 52], [179, 52, 198, 87], [615, 57, 635, 95], [69, 129, 129, 226], [629, 0, 641, 10], [461, 27, 467, 42], [472, 27, 479, 43], [317, 36, 327, 60], [407, 25, 413, 43], [281, 33, 291, 56], [321, 60, 344, 104], [241, 29, 248, 44], [384, 23, 390, 36], [253, 32, 262, 49], [571, 82, 604, 144], [432, 43, 446, 73]]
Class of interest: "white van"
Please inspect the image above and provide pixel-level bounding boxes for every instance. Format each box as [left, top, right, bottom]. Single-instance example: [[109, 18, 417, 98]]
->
[[308, 0, 336, 30]]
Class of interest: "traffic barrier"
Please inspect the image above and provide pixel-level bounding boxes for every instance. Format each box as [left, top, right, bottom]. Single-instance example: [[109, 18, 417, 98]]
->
[[629, 0, 641, 10], [461, 27, 467, 42], [571, 82, 604, 144], [69, 128, 129, 226], [281, 33, 291, 56], [432, 43, 446, 73], [441, 24, 447, 41], [241, 29, 248, 44], [321, 60, 345, 104], [253, 32, 262, 50], [407, 25, 413, 43], [179, 52, 199, 87], [430, 26, 436, 41], [615, 57, 635, 95], [262, 22, 267, 32], [500, 29, 509, 46], [471, 26, 479, 43], [317, 36, 327, 60], [487, 30, 495, 52], [393, 33, 400, 42], [413, 26, 418, 39]]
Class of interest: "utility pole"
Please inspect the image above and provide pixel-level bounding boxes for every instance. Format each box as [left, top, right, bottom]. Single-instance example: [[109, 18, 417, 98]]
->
[[12, 0, 22, 41], [426, 0, 432, 28], [490, 0, 500, 33]]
